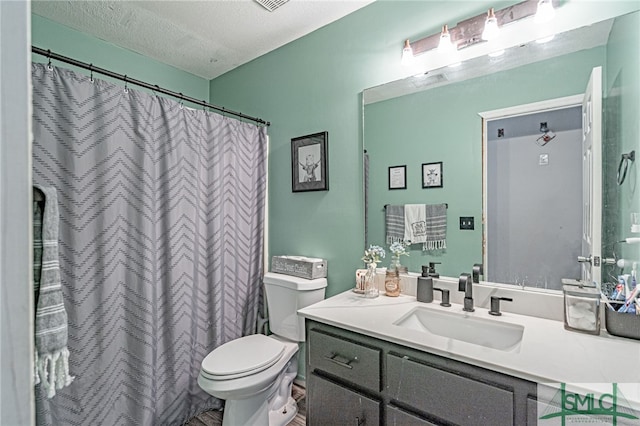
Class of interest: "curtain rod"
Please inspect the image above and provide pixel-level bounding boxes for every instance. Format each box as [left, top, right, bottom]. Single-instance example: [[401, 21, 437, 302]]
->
[[32, 46, 270, 127]]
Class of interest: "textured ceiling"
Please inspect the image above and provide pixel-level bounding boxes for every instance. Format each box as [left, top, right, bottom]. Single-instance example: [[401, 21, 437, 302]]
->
[[32, 0, 374, 80]]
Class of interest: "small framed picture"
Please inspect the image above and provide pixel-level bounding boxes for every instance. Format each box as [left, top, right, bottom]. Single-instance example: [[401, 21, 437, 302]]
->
[[422, 162, 443, 188], [388, 165, 407, 190], [291, 132, 329, 192]]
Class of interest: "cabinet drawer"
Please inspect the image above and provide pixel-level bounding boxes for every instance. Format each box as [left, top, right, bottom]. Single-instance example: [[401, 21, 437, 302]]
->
[[308, 328, 381, 391], [387, 354, 514, 426], [387, 405, 438, 426], [308, 372, 380, 426]]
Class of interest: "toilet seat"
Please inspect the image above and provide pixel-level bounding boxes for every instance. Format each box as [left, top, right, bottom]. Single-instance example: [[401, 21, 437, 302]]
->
[[201, 334, 285, 380]]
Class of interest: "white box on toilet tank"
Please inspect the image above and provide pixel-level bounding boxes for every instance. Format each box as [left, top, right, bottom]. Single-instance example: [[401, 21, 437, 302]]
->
[[270, 256, 327, 279], [263, 272, 327, 341]]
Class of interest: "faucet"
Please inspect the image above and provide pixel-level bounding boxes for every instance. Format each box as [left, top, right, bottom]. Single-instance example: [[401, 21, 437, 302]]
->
[[472, 263, 483, 283], [458, 273, 474, 312], [489, 296, 513, 316]]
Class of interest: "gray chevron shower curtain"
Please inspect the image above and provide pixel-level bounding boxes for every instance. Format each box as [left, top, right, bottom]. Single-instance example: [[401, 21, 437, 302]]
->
[[31, 63, 267, 425]]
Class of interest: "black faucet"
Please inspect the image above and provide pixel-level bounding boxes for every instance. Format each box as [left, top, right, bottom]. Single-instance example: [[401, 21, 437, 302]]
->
[[472, 263, 483, 283], [433, 288, 451, 307], [489, 296, 513, 316], [458, 273, 474, 312]]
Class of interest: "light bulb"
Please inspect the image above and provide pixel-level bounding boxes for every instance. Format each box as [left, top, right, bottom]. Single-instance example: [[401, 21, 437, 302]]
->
[[438, 25, 461, 67], [535, 0, 555, 24], [438, 25, 456, 54], [482, 8, 500, 41], [401, 39, 414, 67]]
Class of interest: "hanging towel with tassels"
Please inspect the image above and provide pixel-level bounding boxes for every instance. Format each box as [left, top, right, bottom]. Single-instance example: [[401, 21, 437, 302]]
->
[[33, 185, 74, 398], [404, 204, 427, 245], [424, 203, 447, 251], [404, 203, 447, 251], [385, 205, 405, 244]]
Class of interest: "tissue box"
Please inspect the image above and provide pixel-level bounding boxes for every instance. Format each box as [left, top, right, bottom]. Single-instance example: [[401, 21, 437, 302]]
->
[[271, 256, 327, 279], [563, 284, 600, 335]]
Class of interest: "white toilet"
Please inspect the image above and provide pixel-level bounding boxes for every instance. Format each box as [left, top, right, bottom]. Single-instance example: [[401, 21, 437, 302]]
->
[[198, 272, 327, 426]]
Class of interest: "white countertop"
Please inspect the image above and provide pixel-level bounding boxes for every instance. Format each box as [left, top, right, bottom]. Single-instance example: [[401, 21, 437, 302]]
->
[[298, 290, 640, 403]]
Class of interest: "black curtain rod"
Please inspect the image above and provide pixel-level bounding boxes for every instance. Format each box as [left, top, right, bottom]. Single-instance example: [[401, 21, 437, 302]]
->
[[32, 46, 270, 127]]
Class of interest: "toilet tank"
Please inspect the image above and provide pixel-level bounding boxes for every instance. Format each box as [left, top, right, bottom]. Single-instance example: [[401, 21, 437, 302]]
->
[[264, 272, 327, 342]]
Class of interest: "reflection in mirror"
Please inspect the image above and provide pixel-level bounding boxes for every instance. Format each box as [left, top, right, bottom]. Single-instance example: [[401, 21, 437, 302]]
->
[[363, 10, 639, 290], [485, 105, 584, 290]]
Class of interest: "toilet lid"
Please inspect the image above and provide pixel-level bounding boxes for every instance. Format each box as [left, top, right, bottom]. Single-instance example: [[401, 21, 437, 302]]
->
[[201, 334, 285, 379]]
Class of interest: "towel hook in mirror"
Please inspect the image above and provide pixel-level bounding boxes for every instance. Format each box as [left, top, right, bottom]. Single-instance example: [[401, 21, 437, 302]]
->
[[617, 150, 635, 186]]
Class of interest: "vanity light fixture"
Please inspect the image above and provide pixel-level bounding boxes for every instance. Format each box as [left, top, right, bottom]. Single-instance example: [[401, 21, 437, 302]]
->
[[400, 0, 560, 67], [534, 0, 556, 24], [482, 8, 500, 41], [401, 39, 414, 67]]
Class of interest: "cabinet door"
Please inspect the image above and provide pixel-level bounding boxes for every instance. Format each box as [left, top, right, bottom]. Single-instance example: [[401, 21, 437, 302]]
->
[[308, 372, 380, 426], [387, 405, 439, 426], [387, 354, 514, 426]]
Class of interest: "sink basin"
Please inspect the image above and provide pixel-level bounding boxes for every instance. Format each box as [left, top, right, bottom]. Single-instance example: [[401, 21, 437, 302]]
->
[[393, 307, 524, 351]]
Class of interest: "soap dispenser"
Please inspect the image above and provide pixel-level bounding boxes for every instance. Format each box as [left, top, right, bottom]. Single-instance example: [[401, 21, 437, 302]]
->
[[426, 262, 441, 278], [417, 265, 434, 303]]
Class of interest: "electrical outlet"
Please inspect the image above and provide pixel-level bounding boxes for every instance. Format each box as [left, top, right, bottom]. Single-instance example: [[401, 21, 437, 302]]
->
[[460, 216, 474, 230]]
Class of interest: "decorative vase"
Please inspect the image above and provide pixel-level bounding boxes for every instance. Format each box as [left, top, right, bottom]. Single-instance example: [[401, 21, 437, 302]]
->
[[390, 254, 401, 270], [385, 268, 401, 297], [389, 254, 408, 275], [363, 262, 379, 298]]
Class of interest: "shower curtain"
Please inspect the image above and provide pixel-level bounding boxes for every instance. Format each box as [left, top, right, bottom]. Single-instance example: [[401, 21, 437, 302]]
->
[[31, 63, 267, 425]]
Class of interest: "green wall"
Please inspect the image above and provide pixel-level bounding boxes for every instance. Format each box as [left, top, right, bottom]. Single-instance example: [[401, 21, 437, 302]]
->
[[365, 47, 605, 276], [209, 1, 517, 297], [604, 11, 640, 269], [209, 2, 640, 296], [31, 14, 209, 105]]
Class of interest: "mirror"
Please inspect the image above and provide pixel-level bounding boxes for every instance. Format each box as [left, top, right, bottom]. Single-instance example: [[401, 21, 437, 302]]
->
[[363, 10, 640, 289]]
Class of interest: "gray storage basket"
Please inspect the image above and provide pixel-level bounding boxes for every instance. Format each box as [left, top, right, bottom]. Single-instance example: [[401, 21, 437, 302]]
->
[[605, 303, 640, 340]]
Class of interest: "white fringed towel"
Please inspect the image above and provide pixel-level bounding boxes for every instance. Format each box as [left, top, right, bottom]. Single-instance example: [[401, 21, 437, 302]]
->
[[404, 203, 447, 251], [33, 185, 74, 398], [404, 204, 427, 245]]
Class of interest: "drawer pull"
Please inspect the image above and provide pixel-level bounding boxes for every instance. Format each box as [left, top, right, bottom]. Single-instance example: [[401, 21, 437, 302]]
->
[[324, 352, 358, 369]]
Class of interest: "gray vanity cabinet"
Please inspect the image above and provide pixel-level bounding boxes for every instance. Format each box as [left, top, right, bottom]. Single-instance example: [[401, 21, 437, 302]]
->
[[306, 325, 382, 425], [305, 320, 537, 426], [307, 373, 381, 426]]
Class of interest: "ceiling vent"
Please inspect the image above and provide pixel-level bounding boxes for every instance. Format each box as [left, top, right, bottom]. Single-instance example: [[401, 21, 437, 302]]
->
[[255, 0, 289, 12]]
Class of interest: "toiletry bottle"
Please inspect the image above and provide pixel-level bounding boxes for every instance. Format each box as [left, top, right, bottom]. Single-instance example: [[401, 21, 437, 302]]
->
[[417, 265, 434, 303]]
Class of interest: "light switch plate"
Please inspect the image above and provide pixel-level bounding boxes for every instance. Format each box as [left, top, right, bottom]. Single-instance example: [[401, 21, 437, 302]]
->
[[460, 216, 474, 230]]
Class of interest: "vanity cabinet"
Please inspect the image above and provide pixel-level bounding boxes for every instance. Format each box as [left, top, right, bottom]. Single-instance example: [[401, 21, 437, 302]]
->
[[306, 320, 537, 426], [307, 373, 380, 426]]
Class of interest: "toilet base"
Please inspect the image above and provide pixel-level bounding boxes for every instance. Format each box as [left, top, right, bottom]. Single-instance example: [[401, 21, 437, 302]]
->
[[268, 396, 297, 426], [221, 389, 298, 426]]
